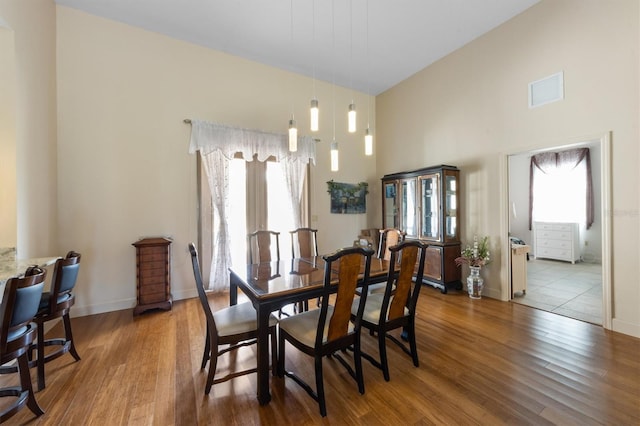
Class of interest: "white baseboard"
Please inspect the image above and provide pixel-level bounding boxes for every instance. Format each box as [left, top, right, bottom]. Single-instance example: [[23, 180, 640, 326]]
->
[[72, 289, 199, 318], [612, 318, 640, 339]]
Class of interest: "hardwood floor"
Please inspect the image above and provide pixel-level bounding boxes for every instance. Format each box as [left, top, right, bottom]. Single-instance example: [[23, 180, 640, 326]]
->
[[1, 289, 638, 425]]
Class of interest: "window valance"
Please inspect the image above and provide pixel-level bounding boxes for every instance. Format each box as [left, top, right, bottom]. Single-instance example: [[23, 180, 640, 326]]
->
[[188, 119, 316, 165]]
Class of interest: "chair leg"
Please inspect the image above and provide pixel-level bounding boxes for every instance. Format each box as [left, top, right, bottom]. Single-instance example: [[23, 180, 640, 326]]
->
[[277, 332, 285, 377], [62, 313, 81, 362], [378, 329, 390, 381], [408, 321, 419, 367], [201, 324, 211, 369], [37, 320, 46, 391], [314, 355, 326, 417], [354, 337, 365, 394], [270, 327, 277, 377], [204, 334, 218, 395], [18, 353, 44, 417]]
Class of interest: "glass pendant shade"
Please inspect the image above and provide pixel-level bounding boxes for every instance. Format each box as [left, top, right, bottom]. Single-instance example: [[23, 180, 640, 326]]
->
[[364, 127, 373, 156], [330, 140, 339, 171], [288, 118, 297, 152], [310, 99, 319, 132], [348, 103, 356, 133]]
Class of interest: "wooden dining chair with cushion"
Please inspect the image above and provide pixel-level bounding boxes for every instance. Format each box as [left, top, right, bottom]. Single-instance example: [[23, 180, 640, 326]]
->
[[0, 267, 46, 422], [378, 228, 405, 261], [352, 240, 427, 381], [189, 243, 278, 395], [289, 228, 318, 258], [247, 230, 280, 264], [277, 246, 375, 417], [290, 227, 319, 311], [30, 251, 82, 391], [357, 228, 406, 296]]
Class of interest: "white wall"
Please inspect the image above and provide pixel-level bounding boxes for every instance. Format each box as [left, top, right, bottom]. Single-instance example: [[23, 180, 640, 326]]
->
[[0, 0, 58, 258], [0, 26, 16, 248], [55, 6, 377, 315], [377, 0, 639, 337]]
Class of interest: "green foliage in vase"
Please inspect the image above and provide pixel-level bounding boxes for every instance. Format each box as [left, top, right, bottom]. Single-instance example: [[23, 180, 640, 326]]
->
[[455, 235, 491, 267]]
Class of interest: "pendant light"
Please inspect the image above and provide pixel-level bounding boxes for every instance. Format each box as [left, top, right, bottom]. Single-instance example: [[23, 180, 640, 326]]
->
[[309, 0, 319, 132], [348, 103, 356, 133], [330, 0, 338, 171], [310, 98, 319, 132], [330, 140, 339, 171], [364, 127, 373, 156], [289, 116, 298, 152], [288, 0, 298, 152], [347, 0, 356, 133], [364, 0, 373, 155]]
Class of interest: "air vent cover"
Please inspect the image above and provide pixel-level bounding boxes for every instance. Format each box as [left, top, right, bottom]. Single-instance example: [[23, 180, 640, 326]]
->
[[528, 71, 564, 108]]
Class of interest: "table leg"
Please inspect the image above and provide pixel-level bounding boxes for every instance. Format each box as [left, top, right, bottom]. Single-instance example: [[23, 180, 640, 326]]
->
[[256, 304, 272, 405], [229, 271, 238, 306]]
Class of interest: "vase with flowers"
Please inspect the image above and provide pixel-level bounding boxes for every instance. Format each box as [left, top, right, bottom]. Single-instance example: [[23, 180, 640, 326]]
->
[[455, 235, 491, 299]]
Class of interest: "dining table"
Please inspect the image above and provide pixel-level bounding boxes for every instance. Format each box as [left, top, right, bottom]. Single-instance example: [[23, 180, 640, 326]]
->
[[229, 254, 397, 405]]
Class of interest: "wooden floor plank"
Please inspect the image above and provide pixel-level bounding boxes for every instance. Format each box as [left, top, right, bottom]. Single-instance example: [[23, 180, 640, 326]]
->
[[1, 289, 638, 425]]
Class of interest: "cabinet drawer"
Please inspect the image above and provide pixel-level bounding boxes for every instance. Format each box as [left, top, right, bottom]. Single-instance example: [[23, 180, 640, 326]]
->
[[140, 289, 167, 304], [140, 273, 166, 286], [139, 260, 166, 270], [535, 230, 572, 241], [140, 281, 166, 294], [535, 238, 573, 249], [537, 222, 573, 232], [139, 265, 167, 277], [536, 247, 572, 261], [140, 251, 168, 262]]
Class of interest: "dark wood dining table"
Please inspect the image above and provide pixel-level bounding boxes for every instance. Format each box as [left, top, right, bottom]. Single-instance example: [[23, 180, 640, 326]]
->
[[229, 255, 396, 405]]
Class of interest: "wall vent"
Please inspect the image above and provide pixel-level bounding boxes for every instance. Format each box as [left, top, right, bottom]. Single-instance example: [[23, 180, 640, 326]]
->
[[528, 71, 564, 108]]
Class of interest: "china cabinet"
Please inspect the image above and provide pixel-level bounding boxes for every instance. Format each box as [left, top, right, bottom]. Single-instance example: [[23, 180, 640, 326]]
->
[[381, 165, 461, 293]]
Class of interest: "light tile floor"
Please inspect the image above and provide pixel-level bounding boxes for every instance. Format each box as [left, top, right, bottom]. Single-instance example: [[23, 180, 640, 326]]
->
[[511, 258, 603, 325]]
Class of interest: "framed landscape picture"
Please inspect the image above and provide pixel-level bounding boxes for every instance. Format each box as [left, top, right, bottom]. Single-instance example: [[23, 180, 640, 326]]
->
[[326, 181, 368, 214]]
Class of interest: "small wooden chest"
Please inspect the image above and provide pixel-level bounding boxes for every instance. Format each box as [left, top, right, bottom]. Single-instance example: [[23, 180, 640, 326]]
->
[[132, 237, 172, 315]]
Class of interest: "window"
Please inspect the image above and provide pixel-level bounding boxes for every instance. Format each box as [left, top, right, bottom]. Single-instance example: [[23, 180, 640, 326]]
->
[[189, 120, 315, 291], [532, 159, 587, 223], [200, 158, 301, 283], [529, 148, 593, 229]]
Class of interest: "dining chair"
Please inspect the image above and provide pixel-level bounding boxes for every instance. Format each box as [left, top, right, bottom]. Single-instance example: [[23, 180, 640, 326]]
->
[[31, 250, 82, 391], [0, 267, 46, 422], [188, 243, 278, 394], [289, 228, 318, 259], [352, 240, 427, 381], [356, 228, 406, 297], [247, 230, 280, 264], [290, 227, 319, 311], [277, 246, 375, 417], [249, 230, 301, 316], [377, 228, 405, 261]]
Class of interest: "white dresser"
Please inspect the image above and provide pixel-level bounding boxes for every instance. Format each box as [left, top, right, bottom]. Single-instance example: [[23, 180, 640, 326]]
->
[[533, 222, 580, 263]]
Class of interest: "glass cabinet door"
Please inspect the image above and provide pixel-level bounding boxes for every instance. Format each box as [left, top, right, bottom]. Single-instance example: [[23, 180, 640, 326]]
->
[[400, 178, 418, 238], [383, 181, 398, 229], [419, 174, 440, 241], [444, 171, 458, 241]]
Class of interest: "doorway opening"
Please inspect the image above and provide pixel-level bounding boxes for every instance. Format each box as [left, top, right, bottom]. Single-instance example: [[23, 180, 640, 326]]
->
[[504, 133, 611, 328]]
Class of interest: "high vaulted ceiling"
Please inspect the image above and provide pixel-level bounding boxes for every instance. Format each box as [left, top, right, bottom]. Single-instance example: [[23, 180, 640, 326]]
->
[[54, 0, 540, 95]]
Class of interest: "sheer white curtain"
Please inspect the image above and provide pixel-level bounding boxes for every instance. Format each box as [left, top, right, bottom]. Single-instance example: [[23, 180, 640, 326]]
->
[[189, 119, 315, 291], [281, 158, 307, 229], [200, 150, 232, 291]]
